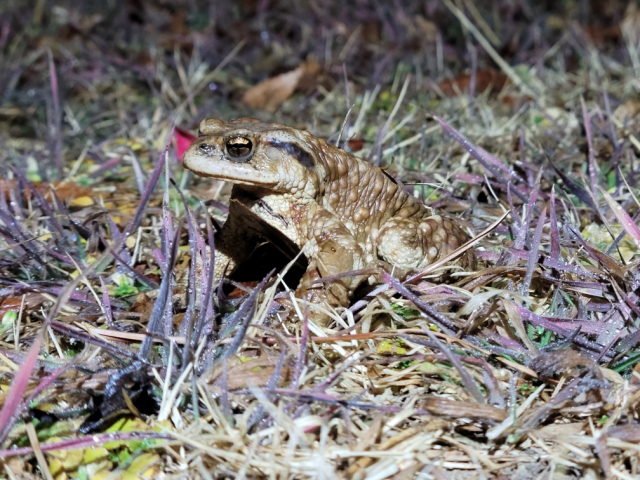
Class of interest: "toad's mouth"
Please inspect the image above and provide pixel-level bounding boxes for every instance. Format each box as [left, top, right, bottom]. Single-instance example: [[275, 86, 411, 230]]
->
[[182, 151, 279, 188]]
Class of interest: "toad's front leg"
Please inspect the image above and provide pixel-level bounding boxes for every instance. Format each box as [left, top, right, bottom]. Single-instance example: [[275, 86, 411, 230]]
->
[[294, 207, 366, 326]]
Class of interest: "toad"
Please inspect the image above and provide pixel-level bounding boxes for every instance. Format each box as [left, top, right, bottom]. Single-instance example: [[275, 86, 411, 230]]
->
[[183, 118, 475, 325]]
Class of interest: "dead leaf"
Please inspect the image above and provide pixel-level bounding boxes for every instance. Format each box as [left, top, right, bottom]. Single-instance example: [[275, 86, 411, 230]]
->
[[206, 356, 292, 391], [418, 396, 507, 422], [622, 2, 640, 46], [347, 138, 365, 152], [0, 298, 22, 321], [528, 350, 599, 381], [437, 70, 508, 97], [242, 58, 321, 112], [613, 99, 640, 129]]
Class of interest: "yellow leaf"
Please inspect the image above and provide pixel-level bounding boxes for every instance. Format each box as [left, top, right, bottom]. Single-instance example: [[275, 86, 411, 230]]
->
[[125, 236, 136, 249], [48, 458, 64, 477], [47, 445, 83, 471], [376, 340, 407, 355], [92, 472, 122, 480], [82, 446, 109, 464], [126, 453, 160, 476], [70, 196, 94, 207]]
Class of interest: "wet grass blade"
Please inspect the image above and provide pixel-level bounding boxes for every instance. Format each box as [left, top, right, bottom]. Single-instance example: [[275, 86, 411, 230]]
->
[[521, 207, 546, 297], [382, 272, 456, 335], [422, 327, 485, 403], [599, 187, 640, 250]]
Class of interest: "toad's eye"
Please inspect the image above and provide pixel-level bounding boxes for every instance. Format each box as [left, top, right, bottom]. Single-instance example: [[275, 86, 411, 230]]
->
[[226, 137, 253, 158]]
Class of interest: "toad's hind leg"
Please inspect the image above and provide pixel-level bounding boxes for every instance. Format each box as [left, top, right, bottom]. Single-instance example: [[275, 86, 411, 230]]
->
[[376, 215, 475, 273]]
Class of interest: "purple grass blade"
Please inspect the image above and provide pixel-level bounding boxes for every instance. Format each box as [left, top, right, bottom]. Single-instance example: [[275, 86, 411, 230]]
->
[[607, 210, 640, 255], [566, 224, 608, 264], [9, 166, 65, 237], [47, 49, 63, 176], [603, 92, 618, 150], [193, 210, 216, 348], [267, 346, 287, 392], [216, 269, 275, 363], [0, 432, 172, 458], [106, 215, 132, 267], [433, 116, 515, 178], [600, 188, 640, 250], [548, 160, 597, 210], [618, 289, 640, 320], [381, 272, 456, 335], [521, 207, 546, 297], [581, 97, 599, 197], [518, 168, 542, 249], [122, 128, 173, 240], [507, 183, 521, 228], [0, 331, 43, 442], [0, 246, 111, 442], [128, 149, 146, 196], [179, 205, 197, 366], [216, 271, 274, 363], [19, 362, 74, 414], [49, 320, 136, 358], [542, 257, 599, 278], [98, 275, 114, 328], [218, 273, 268, 339], [0, 212, 39, 260], [161, 160, 174, 341], [433, 115, 529, 202], [549, 188, 560, 260], [88, 155, 121, 179], [107, 244, 159, 289], [417, 327, 486, 404], [515, 306, 604, 353], [139, 225, 182, 360], [152, 248, 167, 271], [616, 326, 640, 353]]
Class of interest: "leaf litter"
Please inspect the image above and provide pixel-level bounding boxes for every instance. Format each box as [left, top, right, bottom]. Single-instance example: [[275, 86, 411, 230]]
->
[[1, 1, 640, 479]]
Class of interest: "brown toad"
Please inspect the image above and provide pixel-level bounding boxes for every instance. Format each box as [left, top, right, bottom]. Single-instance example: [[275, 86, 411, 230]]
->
[[183, 118, 475, 324]]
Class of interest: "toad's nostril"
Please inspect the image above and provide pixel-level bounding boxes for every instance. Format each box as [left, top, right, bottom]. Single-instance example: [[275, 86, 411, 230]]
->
[[199, 143, 214, 154]]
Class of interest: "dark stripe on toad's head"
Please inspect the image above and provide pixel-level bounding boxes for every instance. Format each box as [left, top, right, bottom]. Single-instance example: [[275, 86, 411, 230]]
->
[[266, 139, 315, 170]]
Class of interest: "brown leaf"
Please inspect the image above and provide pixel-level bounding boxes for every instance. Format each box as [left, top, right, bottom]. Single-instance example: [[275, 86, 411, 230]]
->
[[0, 180, 91, 203], [622, 2, 640, 45], [613, 99, 640, 129], [419, 397, 507, 422], [242, 58, 320, 112], [347, 138, 365, 152], [528, 350, 598, 380], [0, 298, 22, 321], [206, 357, 292, 391], [437, 69, 508, 97]]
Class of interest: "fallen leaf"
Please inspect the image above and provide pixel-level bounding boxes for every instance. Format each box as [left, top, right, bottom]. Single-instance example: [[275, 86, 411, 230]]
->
[[70, 195, 94, 207], [437, 69, 508, 97], [613, 99, 640, 129], [242, 58, 321, 112], [418, 397, 507, 422], [622, 2, 640, 46], [347, 138, 365, 152]]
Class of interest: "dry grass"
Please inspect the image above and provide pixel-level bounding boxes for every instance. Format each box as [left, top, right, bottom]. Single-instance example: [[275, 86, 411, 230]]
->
[[1, 1, 640, 479]]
